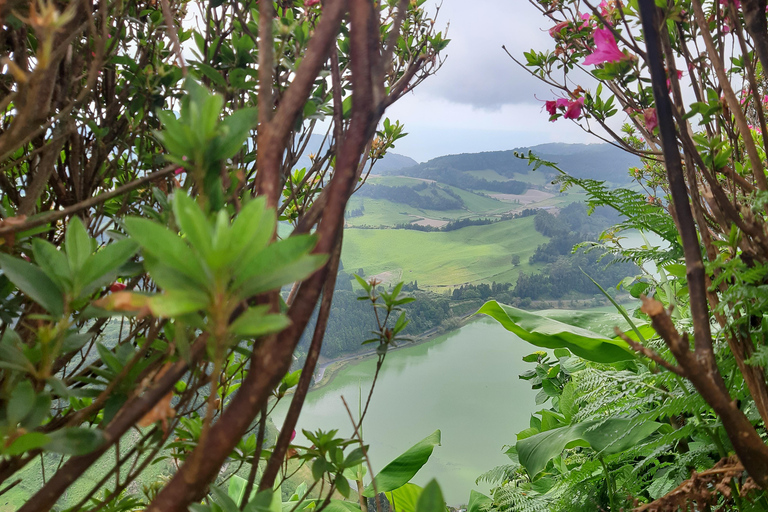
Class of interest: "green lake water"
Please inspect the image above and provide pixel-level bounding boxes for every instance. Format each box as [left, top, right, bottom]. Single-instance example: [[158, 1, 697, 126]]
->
[[272, 318, 539, 506]]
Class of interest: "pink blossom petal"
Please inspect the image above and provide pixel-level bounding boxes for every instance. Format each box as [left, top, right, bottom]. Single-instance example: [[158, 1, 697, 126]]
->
[[583, 28, 627, 66], [643, 108, 658, 132], [564, 97, 585, 119]]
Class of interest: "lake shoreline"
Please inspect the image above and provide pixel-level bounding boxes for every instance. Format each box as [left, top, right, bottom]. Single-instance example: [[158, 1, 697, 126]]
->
[[308, 298, 634, 392], [310, 314, 477, 391]]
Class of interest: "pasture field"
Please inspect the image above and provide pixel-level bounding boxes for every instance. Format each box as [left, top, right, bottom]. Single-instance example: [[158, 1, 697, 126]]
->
[[345, 197, 470, 226], [341, 216, 548, 288]]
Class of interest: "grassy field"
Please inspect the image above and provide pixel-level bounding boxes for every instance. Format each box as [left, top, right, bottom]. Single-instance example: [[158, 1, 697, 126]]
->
[[342, 216, 548, 288]]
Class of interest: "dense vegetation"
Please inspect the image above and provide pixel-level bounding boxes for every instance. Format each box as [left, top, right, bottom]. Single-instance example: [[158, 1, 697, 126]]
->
[[0, 2, 451, 512], [472, 0, 768, 511]]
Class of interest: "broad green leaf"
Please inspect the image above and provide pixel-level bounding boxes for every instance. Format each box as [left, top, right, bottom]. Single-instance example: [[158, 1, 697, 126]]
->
[[172, 191, 213, 261], [142, 256, 206, 295], [150, 290, 210, 317], [235, 235, 324, 292], [32, 239, 71, 290], [314, 501, 360, 512], [335, 475, 351, 498], [244, 489, 279, 512], [558, 381, 577, 423], [476, 301, 634, 363], [78, 239, 139, 297], [210, 484, 240, 512], [65, 217, 92, 272], [215, 108, 258, 160], [21, 392, 51, 429], [4, 432, 50, 456], [363, 430, 441, 497], [416, 480, 445, 512], [46, 427, 104, 455], [467, 491, 492, 512], [123, 217, 210, 287], [385, 483, 423, 512], [96, 343, 124, 373], [228, 476, 248, 508], [229, 308, 290, 338], [236, 240, 328, 299], [230, 196, 272, 263], [0, 254, 64, 316], [517, 418, 662, 478], [7, 381, 35, 424], [61, 332, 95, 353], [0, 331, 31, 372]]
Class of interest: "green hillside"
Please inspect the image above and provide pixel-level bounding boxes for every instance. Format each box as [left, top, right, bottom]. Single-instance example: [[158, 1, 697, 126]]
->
[[390, 143, 641, 186], [341, 216, 547, 288]]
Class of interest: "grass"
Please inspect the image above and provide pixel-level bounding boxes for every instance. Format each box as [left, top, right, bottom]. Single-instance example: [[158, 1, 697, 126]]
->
[[342, 216, 548, 288]]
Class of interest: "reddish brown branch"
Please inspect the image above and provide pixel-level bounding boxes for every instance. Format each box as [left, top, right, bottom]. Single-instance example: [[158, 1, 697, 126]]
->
[[259, 224, 343, 491]]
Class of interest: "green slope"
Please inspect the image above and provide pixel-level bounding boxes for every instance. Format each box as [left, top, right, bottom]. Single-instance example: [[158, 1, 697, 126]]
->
[[341, 216, 548, 288]]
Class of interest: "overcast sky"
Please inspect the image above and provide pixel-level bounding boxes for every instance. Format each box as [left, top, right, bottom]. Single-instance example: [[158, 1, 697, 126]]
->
[[386, 0, 599, 162]]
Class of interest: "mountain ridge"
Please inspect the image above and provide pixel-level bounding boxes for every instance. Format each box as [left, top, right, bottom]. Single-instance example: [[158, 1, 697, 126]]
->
[[385, 142, 641, 185]]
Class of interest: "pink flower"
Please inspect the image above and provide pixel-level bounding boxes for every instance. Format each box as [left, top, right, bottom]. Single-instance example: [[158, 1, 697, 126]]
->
[[579, 13, 592, 29], [549, 21, 570, 37], [666, 69, 683, 90], [545, 100, 558, 116], [556, 98, 570, 108], [643, 108, 658, 132], [564, 97, 585, 119], [583, 28, 628, 65], [305, 0, 320, 5], [110, 282, 127, 292], [174, 167, 185, 175], [762, 95, 768, 104], [290, 430, 296, 442], [600, 0, 611, 16], [720, 0, 741, 7]]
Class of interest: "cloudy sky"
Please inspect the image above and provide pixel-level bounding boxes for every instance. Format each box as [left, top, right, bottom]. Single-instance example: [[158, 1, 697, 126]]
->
[[386, 0, 599, 162]]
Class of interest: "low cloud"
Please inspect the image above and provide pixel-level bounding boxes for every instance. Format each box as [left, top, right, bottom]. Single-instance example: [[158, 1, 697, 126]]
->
[[420, 0, 556, 109]]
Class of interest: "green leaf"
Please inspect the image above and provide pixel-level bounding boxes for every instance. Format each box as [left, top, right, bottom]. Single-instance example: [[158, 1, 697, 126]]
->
[[32, 238, 71, 290], [46, 427, 104, 455], [65, 217, 92, 272], [476, 301, 635, 363], [517, 418, 662, 478], [215, 108, 258, 160], [416, 480, 445, 512], [123, 217, 210, 287], [227, 475, 253, 508], [467, 491, 492, 512], [354, 274, 372, 293], [7, 381, 35, 424], [21, 393, 51, 429], [385, 483, 422, 512], [314, 502, 360, 512], [172, 191, 213, 261], [210, 484, 240, 512], [4, 432, 50, 456], [363, 430, 441, 497], [235, 236, 327, 298], [78, 240, 139, 297], [150, 290, 210, 317], [0, 254, 64, 316], [96, 343, 124, 374], [229, 307, 291, 338], [230, 197, 272, 264], [61, 332, 95, 353], [335, 475, 350, 498]]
